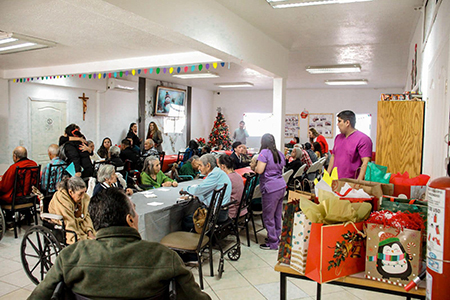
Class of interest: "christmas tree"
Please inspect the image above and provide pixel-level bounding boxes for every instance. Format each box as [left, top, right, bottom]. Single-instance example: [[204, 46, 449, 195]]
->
[[208, 112, 232, 150]]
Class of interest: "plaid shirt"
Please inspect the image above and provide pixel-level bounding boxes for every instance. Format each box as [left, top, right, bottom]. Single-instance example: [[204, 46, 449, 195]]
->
[[41, 157, 66, 192], [301, 149, 312, 171]]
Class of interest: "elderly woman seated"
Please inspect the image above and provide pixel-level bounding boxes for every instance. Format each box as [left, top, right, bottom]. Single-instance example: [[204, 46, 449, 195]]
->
[[49, 176, 95, 244], [107, 146, 124, 168], [182, 154, 232, 224], [285, 147, 305, 186], [93, 164, 133, 197], [217, 154, 246, 219], [140, 156, 178, 189]]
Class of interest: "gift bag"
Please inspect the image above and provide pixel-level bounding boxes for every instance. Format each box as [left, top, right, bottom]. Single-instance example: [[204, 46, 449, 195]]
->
[[332, 179, 385, 211], [365, 162, 391, 184], [304, 222, 366, 283], [277, 194, 301, 264], [290, 212, 312, 274], [365, 223, 422, 286], [389, 172, 430, 199]]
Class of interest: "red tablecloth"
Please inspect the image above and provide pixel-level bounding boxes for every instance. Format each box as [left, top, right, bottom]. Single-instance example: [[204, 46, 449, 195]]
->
[[212, 150, 233, 155], [235, 167, 255, 184], [161, 154, 179, 173]]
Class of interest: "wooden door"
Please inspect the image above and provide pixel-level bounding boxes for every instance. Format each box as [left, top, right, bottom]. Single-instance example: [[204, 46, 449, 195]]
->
[[30, 100, 67, 166], [376, 101, 424, 177]]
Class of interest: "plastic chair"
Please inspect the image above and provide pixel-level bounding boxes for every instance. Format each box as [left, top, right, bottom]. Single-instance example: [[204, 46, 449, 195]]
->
[[1, 165, 41, 238], [289, 164, 306, 191], [160, 184, 228, 290], [302, 160, 323, 192]]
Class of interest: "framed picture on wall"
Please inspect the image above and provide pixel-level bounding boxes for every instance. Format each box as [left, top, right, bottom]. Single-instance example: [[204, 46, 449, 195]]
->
[[285, 114, 300, 138], [308, 113, 334, 138], [154, 86, 186, 116]]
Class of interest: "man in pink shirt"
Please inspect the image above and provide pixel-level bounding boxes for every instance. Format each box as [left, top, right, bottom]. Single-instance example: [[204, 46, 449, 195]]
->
[[327, 110, 372, 180]]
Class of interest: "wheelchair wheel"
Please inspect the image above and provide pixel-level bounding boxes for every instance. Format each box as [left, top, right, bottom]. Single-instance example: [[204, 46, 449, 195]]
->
[[0, 210, 5, 241], [227, 245, 241, 261], [218, 257, 224, 279], [21, 225, 62, 285]]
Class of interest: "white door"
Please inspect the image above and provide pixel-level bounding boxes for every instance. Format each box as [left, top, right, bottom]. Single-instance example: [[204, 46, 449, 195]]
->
[[30, 100, 67, 166]]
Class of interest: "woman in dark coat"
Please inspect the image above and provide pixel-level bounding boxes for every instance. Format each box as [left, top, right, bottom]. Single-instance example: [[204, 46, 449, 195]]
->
[[62, 124, 94, 178], [126, 123, 142, 152]]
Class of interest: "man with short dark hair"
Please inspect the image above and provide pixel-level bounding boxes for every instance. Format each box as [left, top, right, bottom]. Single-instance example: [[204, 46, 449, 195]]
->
[[327, 110, 373, 180], [120, 138, 140, 170], [0, 146, 37, 204], [29, 188, 211, 299]]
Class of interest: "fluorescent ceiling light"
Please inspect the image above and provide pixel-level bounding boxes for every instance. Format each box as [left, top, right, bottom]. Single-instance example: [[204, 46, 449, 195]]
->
[[172, 73, 219, 79], [0, 31, 56, 54], [0, 38, 17, 45], [325, 79, 368, 85], [271, 0, 372, 9], [306, 64, 361, 74], [215, 82, 254, 88]]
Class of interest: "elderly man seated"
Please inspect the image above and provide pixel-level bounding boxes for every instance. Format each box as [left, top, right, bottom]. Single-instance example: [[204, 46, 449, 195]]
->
[[29, 188, 211, 300], [40, 144, 66, 194], [93, 164, 133, 197], [0, 146, 37, 204], [181, 154, 232, 225], [120, 138, 140, 170], [141, 138, 159, 158]]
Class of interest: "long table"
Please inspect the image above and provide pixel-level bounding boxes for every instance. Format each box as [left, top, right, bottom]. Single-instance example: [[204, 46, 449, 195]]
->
[[274, 263, 425, 300], [131, 179, 202, 242]]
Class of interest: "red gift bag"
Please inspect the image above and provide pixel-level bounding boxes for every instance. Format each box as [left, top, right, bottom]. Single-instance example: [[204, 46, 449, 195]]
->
[[305, 222, 366, 283]]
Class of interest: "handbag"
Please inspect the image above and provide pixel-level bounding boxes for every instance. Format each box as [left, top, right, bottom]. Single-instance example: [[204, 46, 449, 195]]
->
[[193, 207, 208, 234]]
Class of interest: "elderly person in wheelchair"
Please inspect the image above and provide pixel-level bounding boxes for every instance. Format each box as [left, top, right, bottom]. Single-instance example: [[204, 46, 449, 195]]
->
[[29, 188, 211, 300], [48, 176, 95, 244], [93, 164, 133, 197]]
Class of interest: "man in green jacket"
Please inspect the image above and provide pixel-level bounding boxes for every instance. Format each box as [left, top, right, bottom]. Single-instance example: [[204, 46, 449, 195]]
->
[[29, 188, 210, 300]]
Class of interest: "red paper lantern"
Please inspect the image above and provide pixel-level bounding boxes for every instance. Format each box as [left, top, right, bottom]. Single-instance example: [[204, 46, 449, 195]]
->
[[300, 109, 309, 119]]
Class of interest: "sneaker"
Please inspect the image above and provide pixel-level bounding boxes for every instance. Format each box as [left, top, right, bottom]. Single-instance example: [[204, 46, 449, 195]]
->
[[259, 243, 277, 251]]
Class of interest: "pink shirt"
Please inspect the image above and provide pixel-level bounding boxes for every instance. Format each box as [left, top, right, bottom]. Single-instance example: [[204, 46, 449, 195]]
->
[[332, 130, 372, 179], [227, 172, 246, 219]]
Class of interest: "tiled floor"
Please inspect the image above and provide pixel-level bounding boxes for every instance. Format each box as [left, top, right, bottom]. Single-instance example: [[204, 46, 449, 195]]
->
[[0, 223, 405, 300]]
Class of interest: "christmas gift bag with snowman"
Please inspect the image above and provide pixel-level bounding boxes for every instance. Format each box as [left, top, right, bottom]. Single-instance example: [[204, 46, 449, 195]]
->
[[365, 210, 424, 287]]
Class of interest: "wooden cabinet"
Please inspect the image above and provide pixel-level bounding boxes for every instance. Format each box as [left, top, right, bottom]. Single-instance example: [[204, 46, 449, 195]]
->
[[376, 101, 425, 177]]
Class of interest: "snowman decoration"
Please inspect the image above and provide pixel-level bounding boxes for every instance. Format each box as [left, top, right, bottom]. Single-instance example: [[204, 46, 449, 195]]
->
[[376, 232, 413, 281]]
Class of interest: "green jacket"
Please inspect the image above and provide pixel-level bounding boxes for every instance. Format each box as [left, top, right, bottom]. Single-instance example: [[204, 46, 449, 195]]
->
[[179, 161, 196, 178], [29, 226, 211, 300], [140, 170, 174, 188]]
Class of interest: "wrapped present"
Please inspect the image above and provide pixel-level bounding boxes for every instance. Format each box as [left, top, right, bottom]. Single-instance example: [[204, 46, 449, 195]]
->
[[364, 210, 424, 287], [290, 212, 312, 274]]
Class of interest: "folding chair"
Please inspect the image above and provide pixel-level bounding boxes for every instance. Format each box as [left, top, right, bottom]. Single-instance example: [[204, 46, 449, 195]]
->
[[288, 164, 306, 191], [160, 184, 228, 290], [1, 165, 41, 238]]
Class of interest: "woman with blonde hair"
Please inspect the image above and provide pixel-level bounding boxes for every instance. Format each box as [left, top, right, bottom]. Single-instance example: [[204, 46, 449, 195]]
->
[[146, 122, 163, 152]]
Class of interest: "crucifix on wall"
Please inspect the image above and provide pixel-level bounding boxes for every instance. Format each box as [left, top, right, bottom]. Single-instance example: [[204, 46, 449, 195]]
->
[[78, 93, 89, 121]]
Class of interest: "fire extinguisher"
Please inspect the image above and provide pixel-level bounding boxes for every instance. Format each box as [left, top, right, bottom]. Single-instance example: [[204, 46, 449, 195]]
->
[[426, 177, 450, 300]]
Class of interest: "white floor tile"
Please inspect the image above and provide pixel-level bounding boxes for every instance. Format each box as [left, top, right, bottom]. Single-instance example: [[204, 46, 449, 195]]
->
[[215, 285, 266, 300], [240, 266, 280, 286], [0, 282, 20, 298], [255, 281, 309, 300], [0, 270, 34, 288], [0, 288, 31, 300], [204, 270, 251, 291]]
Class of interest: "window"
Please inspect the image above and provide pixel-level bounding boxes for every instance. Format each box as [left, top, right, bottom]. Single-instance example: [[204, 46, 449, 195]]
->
[[243, 113, 274, 137]]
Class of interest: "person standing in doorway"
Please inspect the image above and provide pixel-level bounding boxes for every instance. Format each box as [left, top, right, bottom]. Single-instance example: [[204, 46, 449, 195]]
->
[[327, 110, 372, 180], [233, 121, 249, 144]]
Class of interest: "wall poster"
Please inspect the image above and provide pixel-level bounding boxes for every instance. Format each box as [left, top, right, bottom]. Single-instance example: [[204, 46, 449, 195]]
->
[[308, 113, 334, 138], [285, 114, 300, 138]]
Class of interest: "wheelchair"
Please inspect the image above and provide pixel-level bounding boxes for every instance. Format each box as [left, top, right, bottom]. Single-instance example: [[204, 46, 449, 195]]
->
[[0, 209, 5, 241], [20, 194, 77, 285]]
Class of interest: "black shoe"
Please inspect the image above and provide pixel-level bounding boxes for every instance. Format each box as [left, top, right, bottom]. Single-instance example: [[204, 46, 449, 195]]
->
[[260, 243, 277, 250]]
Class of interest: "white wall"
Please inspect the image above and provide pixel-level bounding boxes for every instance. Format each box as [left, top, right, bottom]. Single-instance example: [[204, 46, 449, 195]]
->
[[414, 0, 450, 179], [1, 76, 138, 171], [213, 88, 403, 151], [191, 88, 216, 142]]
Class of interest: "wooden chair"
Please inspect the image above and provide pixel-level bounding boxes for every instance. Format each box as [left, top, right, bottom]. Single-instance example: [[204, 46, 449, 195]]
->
[[1, 165, 41, 238], [160, 184, 228, 290], [159, 151, 165, 170], [44, 163, 67, 197]]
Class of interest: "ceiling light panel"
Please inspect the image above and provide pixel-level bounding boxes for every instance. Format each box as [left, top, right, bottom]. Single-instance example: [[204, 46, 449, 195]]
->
[[172, 73, 219, 79], [215, 82, 254, 88], [0, 31, 56, 55], [325, 79, 368, 85], [306, 64, 361, 74], [268, 0, 372, 9]]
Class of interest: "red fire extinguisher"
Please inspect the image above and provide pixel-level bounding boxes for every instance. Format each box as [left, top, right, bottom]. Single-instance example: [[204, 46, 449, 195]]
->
[[426, 177, 450, 299]]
